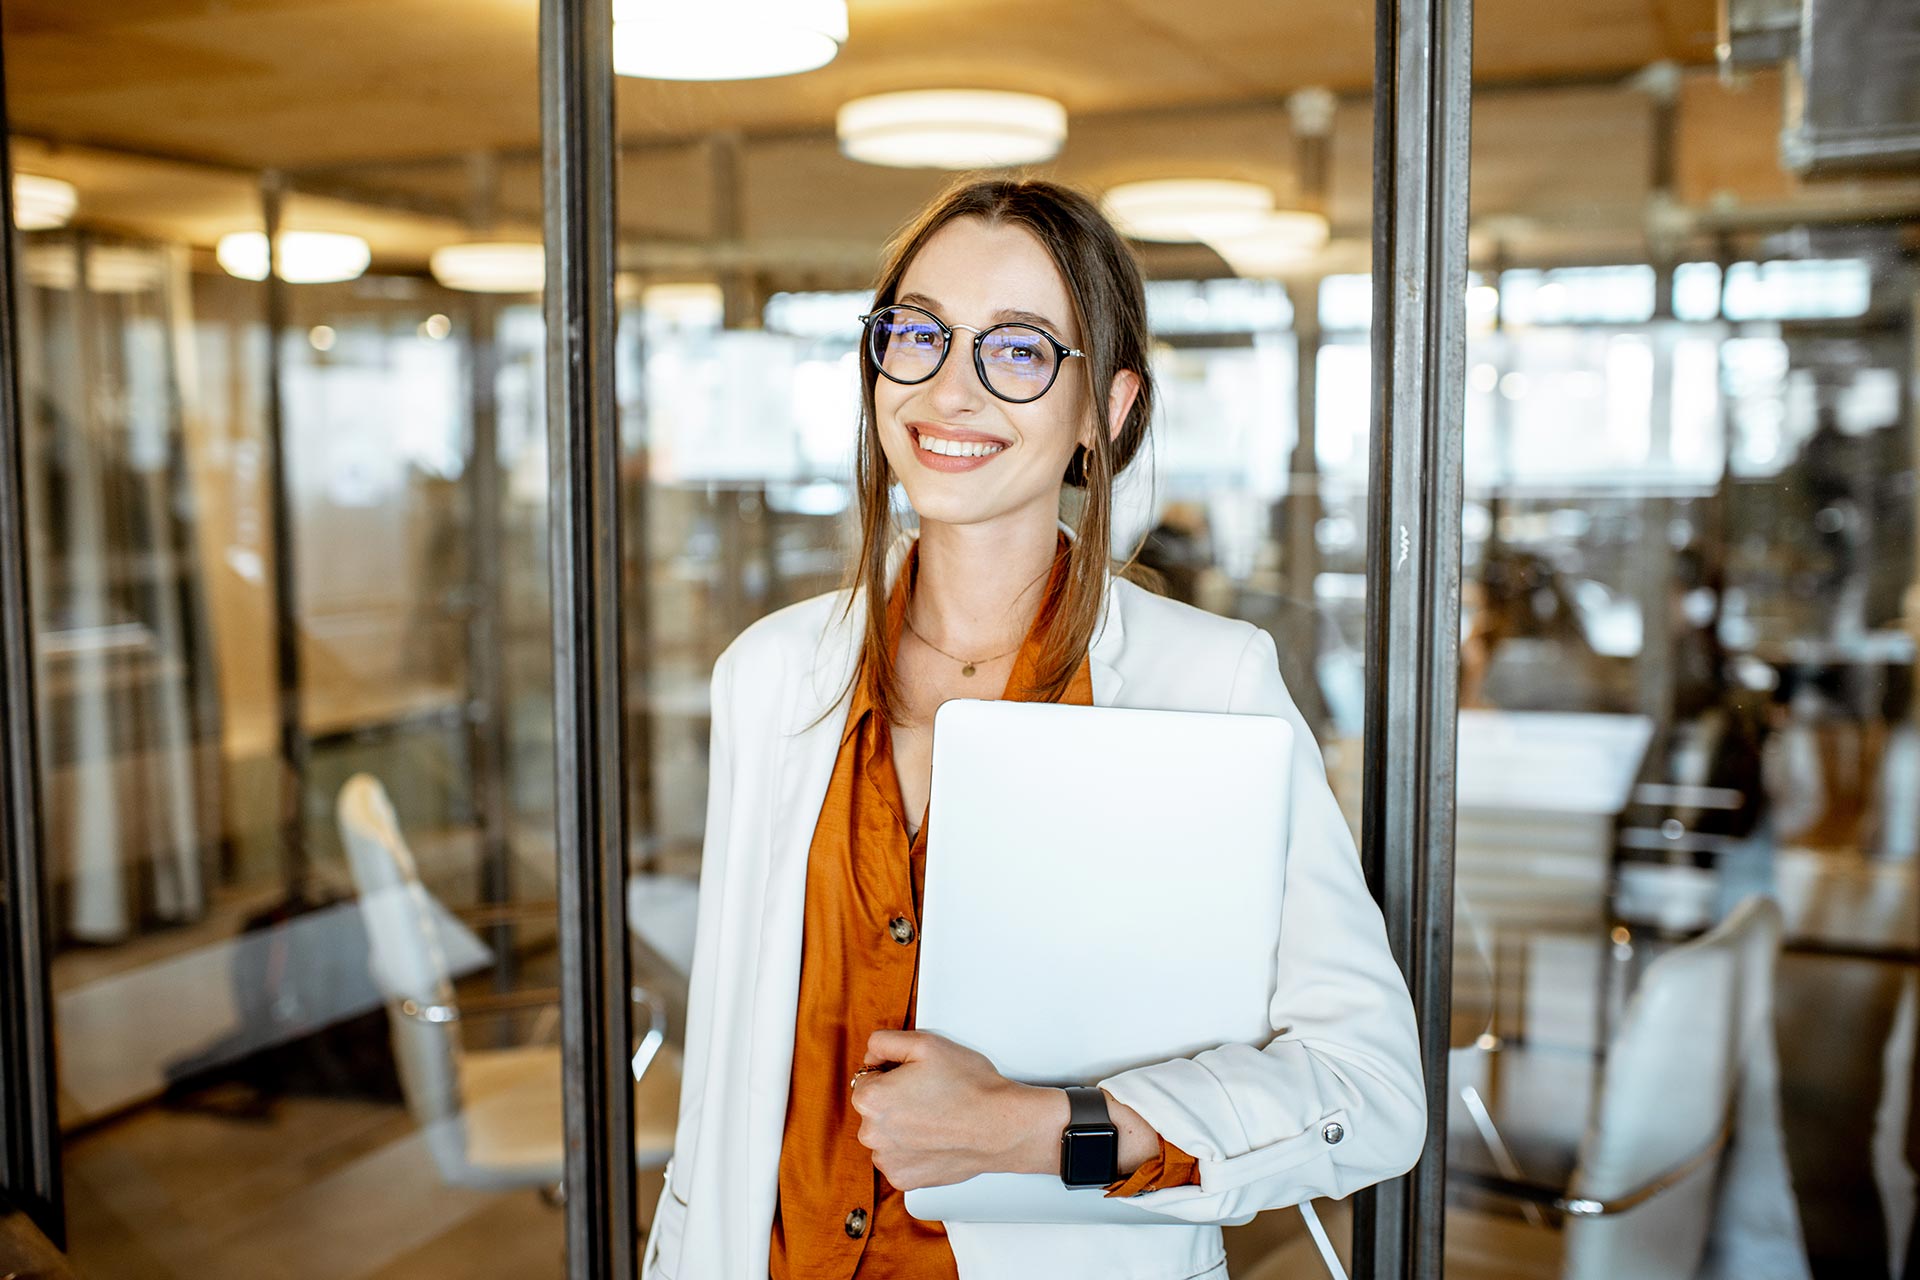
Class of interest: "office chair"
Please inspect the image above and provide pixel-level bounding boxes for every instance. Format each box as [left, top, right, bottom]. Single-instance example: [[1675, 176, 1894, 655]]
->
[[337, 773, 680, 1192]]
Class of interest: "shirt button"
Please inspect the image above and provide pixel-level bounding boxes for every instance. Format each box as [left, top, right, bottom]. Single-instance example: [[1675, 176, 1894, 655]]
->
[[844, 1207, 868, 1239], [888, 916, 916, 945], [1323, 1122, 1346, 1145]]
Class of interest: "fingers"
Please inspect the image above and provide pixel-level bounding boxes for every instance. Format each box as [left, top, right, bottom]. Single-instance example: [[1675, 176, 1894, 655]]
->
[[864, 1028, 928, 1066]]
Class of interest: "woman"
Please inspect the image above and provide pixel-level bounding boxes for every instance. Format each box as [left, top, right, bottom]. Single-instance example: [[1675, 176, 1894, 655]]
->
[[643, 178, 1424, 1280]]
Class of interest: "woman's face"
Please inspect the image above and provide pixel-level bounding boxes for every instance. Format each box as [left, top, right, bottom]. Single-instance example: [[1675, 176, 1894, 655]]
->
[[873, 216, 1115, 532]]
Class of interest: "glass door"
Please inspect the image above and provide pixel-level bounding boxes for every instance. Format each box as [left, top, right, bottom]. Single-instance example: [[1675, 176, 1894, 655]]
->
[[0, 3, 572, 1275], [1440, 20, 1920, 1280]]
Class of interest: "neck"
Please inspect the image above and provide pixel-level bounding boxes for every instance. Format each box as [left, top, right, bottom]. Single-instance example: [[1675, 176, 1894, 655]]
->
[[908, 507, 1061, 655]]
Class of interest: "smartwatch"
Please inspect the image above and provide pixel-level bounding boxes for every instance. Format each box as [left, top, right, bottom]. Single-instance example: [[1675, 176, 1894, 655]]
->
[[1059, 1086, 1119, 1188]]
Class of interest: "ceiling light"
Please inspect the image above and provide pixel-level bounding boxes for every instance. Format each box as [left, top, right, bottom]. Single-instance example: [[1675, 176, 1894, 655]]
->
[[837, 90, 1068, 169], [217, 231, 371, 284], [429, 242, 545, 294], [1103, 179, 1274, 243], [613, 0, 847, 81], [14, 174, 77, 231], [1205, 211, 1330, 277]]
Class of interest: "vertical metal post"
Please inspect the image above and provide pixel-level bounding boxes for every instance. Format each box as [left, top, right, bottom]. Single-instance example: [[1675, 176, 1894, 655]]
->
[[1285, 284, 1323, 612], [1910, 288, 1920, 634], [620, 399, 657, 873], [1353, 0, 1471, 1271], [0, 38, 66, 1247], [541, 0, 637, 1273], [260, 174, 309, 899], [464, 295, 516, 987]]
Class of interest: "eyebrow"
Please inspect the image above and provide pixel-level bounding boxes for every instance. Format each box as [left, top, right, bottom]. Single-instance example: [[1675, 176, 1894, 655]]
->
[[896, 292, 1070, 337]]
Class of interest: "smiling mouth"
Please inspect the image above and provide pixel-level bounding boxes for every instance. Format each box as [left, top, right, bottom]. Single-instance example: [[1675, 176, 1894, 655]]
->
[[911, 425, 1009, 460]]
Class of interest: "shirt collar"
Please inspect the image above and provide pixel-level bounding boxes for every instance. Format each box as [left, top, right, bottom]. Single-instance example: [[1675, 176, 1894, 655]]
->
[[846, 530, 1086, 744]]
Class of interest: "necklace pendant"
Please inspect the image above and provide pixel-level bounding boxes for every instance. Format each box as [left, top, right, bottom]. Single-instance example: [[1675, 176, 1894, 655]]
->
[[961, 663, 976, 677]]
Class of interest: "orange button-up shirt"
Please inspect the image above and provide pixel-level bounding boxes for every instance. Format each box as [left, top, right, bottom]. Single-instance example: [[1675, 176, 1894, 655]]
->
[[770, 536, 1199, 1280]]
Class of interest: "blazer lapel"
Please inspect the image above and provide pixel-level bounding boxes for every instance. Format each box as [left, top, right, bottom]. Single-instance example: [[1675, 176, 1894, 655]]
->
[[1088, 569, 1126, 707]]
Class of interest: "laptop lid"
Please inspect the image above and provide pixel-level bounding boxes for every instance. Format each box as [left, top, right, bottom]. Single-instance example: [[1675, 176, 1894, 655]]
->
[[904, 698, 1294, 1226]]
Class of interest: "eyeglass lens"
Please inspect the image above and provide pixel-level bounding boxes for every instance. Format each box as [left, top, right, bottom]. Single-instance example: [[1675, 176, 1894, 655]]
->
[[868, 306, 1060, 401]]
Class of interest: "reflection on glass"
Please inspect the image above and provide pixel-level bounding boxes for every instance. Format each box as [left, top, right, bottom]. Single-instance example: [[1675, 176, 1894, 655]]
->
[[1443, 43, 1918, 1280], [28, 0, 1918, 1274], [8, 2, 574, 1274]]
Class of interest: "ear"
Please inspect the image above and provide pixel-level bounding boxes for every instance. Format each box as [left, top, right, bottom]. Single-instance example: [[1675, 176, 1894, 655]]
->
[[1101, 368, 1143, 445]]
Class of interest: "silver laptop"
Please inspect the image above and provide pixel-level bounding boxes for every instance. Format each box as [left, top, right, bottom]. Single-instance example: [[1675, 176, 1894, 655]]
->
[[903, 698, 1295, 1227]]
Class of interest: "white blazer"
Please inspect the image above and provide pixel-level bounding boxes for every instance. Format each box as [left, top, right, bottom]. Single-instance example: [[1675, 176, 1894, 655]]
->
[[643, 533, 1425, 1280]]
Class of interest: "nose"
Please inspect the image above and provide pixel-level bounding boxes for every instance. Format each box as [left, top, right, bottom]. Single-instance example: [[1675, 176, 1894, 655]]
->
[[924, 333, 990, 414]]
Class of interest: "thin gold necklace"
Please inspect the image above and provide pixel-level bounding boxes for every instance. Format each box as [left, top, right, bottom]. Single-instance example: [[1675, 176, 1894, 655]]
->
[[903, 610, 1022, 677]]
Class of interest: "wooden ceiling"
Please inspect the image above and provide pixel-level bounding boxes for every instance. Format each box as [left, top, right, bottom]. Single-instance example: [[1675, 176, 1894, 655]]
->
[[6, 0, 1718, 169], [6, 0, 1916, 280]]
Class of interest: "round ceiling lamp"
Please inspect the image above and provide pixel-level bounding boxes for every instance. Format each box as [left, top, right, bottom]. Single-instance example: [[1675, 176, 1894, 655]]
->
[[837, 90, 1068, 169], [1206, 211, 1331, 278], [14, 174, 77, 231], [217, 231, 371, 284], [613, 0, 847, 81], [430, 242, 546, 294], [1102, 179, 1274, 243]]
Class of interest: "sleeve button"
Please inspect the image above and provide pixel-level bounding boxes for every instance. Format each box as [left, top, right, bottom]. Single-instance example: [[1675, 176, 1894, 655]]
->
[[1322, 1122, 1345, 1145]]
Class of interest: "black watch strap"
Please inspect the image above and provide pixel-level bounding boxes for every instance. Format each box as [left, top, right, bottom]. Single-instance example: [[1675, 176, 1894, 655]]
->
[[1060, 1086, 1119, 1187], [1064, 1086, 1110, 1128]]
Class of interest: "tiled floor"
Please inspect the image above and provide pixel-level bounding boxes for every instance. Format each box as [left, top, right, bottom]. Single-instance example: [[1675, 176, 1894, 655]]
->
[[63, 1086, 564, 1280]]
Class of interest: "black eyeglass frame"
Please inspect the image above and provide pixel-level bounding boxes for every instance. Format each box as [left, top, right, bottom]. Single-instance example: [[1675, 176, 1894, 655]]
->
[[858, 303, 1088, 405]]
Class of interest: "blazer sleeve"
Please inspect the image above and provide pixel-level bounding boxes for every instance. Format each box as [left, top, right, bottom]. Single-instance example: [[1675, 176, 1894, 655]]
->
[[1094, 626, 1427, 1225], [661, 648, 738, 1191]]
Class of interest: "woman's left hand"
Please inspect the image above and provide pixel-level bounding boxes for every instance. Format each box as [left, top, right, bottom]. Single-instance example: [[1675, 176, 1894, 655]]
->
[[851, 1029, 1062, 1191]]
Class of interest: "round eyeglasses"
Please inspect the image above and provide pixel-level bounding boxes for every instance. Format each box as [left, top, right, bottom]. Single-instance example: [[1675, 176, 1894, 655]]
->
[[860, 303, 1086, 405]]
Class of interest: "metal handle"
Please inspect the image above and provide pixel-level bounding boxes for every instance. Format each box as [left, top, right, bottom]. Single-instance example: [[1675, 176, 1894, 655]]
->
[[631, 984, 667, 1081]]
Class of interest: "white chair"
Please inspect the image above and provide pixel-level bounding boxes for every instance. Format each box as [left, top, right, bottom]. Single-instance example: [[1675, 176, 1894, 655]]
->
[[1555, 898, 1747, 1278], [1699, 898, 1811, 1280], [336, 773, 680, 1191], [1449, 894, 1797, 1280]]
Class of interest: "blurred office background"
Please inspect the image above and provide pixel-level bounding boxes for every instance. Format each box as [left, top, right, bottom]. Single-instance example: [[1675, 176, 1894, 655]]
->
[[4, 0, 1918, 1276]]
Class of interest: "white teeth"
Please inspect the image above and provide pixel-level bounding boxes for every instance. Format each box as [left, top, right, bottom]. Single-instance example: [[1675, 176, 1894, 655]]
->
[[918, 433, 1006, 459]]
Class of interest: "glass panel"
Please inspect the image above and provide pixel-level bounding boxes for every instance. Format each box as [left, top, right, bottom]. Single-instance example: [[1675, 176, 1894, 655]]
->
[[6, 5, 565, 1275], [1447, 33, 1918, 1280], [610, 6, 1375, 1275]]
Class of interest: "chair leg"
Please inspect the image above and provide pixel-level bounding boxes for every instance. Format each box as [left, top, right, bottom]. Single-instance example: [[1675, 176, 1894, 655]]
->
[[1460, 1082, 1545, 1227]]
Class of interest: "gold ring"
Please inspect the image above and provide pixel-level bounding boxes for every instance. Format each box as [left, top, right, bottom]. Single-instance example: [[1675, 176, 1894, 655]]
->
[[850, 1067, 878, 1089]]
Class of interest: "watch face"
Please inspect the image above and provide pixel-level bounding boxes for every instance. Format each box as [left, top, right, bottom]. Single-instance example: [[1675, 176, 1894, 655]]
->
[[1061, 1126, 1120, 1187]]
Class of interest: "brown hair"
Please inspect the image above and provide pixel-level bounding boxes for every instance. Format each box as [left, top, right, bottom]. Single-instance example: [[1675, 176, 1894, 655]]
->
[[842, 176, 1156, 728]]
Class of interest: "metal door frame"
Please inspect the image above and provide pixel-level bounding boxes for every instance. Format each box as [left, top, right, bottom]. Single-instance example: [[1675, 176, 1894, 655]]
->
[[0, 17, 65, 1250], [541, 0, 639, 1274], [1352, 0, 1473, 1273]]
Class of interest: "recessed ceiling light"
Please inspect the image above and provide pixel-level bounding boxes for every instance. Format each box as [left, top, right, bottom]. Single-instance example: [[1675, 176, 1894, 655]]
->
[[14, 174, 77, 231], [613, 0, 847, 81], [429, 242, 545, 294], [217, 231, 371, 284], [1103, 179, 1274, 244], [837, 91, 1068, 169]]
